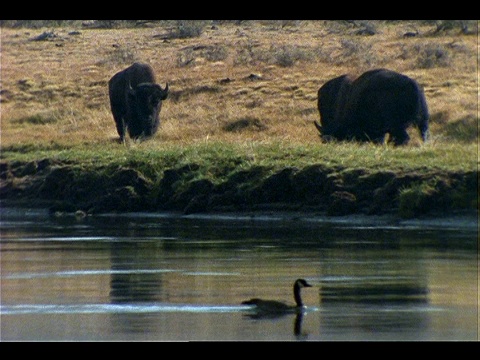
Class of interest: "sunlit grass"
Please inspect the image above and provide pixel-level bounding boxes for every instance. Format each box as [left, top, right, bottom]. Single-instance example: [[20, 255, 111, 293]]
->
[[2, 139, 477, 175]]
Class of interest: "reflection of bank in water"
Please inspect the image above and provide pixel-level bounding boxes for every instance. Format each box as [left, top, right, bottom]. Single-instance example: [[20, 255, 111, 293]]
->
[[318, 277, 431, 336], [109, 246, 167, 304], [319, 277, 429, 304], [108, 243, 169, 335]]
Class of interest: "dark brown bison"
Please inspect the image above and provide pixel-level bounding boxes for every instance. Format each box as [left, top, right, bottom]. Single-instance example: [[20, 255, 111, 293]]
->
[[108, 62, 169, 141], [314, 69, 429, 145]]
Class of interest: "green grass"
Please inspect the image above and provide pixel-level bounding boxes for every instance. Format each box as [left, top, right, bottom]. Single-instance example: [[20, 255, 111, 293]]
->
[[2, 140, 477, 177]]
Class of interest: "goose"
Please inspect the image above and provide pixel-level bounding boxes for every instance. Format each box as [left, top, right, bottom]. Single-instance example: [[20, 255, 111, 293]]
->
[[242, 278, 313, 314]]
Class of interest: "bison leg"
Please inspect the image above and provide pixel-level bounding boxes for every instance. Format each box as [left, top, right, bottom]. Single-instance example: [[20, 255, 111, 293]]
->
[[372, 135, 386, 144], [117, 121, 127, 142], [421, 128, 430, 142], [111, 111, 126, 142], [419, 125, 430, 142], [389, 128, 410, 146]]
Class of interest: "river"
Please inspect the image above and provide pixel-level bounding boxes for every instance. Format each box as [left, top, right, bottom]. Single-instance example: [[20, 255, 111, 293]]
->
[[0, 208, 478, 341]]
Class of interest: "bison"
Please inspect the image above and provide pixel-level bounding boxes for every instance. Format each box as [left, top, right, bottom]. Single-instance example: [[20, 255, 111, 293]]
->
[[314, 69, 429, 145], [108, 62, 169, 142]]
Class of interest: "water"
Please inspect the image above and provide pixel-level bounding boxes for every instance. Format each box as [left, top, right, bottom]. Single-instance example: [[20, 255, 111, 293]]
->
[[1, 208, 478, 341]]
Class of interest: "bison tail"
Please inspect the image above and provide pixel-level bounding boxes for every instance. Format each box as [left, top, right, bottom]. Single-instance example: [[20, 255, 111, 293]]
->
[[407, 78, 430, 143], [416, 85, 430, 142]]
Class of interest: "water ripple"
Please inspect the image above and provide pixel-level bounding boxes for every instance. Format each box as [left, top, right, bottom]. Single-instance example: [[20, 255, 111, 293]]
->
[[2, 269, 242, 279], [2, 269, 177, 279], [0, 303, 250, 315]]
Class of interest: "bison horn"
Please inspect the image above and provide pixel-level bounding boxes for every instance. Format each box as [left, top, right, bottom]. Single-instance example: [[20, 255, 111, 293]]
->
[[127, 80, 136, 97], [313, 121, 323, 133], [158, 83, 169, 100]]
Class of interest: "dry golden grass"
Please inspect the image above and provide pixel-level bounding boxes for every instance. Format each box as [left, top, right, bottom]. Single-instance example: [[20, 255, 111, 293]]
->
[[1, 21, 478, 150]]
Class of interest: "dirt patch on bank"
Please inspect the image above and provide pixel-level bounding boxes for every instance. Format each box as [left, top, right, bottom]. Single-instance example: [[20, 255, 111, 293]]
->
[[0, 159, 478, 219]]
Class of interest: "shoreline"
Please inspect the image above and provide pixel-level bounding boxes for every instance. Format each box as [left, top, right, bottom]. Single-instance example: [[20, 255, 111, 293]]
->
[[1, 203, 478, 232], [1, 158, 478, 221]]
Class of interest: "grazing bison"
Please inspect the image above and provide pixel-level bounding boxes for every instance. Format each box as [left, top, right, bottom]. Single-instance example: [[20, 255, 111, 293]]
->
[[108, 62, 169, 141], [314, 69, 429, 145]]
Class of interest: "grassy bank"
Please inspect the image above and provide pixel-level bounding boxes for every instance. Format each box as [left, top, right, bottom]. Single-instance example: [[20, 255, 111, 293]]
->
[[1, 140, 478, 174], [1, 21, 478, 218], [1, 141, 477, 218]]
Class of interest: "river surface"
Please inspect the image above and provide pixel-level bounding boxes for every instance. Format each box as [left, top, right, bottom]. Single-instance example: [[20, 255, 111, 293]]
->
[[0, 208, 478, 341]]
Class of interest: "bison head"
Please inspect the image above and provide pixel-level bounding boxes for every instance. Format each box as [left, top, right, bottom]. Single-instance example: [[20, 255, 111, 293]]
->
[[127, 83, 169, 139], [313, 120, 348, 143]]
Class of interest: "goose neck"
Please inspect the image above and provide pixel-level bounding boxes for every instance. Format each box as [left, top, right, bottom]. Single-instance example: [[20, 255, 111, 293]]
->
[[293, 282, 303, 307]]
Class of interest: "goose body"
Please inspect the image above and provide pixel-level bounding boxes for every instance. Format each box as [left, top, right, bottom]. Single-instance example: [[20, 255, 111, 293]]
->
[[242, 279, 312, 314]]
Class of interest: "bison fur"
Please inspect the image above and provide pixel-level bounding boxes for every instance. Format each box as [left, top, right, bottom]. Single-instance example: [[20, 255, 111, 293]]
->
[[109, 62, 169, 141], [314, 69, 429, 145]]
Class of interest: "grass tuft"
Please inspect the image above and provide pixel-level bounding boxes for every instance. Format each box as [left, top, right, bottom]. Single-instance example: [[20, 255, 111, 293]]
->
[[398, 180, 438, 218]]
